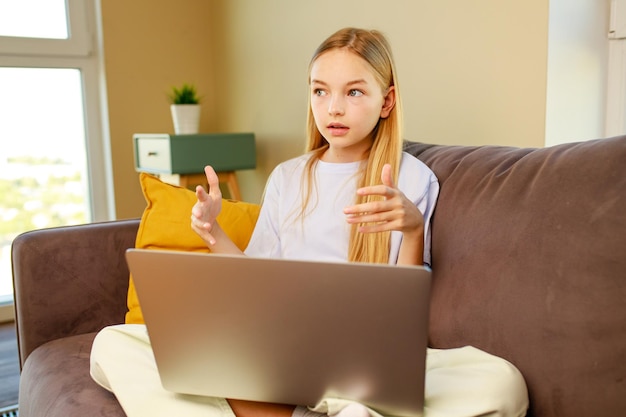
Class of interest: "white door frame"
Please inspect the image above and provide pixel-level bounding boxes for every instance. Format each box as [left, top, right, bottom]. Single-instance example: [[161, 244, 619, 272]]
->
[[606, 0, 626, 136]]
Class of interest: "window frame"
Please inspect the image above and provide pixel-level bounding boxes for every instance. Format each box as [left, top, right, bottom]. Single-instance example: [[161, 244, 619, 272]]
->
[[0, 0, 115, 223], [0, 0, 114, 314]]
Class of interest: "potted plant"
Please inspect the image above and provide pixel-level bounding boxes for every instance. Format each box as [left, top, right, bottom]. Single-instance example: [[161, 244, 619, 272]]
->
[[168, 83, 202, 134]]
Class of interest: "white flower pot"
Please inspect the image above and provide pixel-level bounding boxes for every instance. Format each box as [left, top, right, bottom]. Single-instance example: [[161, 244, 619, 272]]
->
[[170, 104, 201, 134]]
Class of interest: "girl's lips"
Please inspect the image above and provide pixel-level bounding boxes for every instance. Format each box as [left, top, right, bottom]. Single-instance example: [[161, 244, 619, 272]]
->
[[327, 123, 349, 136]]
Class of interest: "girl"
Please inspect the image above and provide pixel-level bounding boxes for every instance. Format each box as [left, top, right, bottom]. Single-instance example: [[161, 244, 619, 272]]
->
[[191, 26, 439, 417]]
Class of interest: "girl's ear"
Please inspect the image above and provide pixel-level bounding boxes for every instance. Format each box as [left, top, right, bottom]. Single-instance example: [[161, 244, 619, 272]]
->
[[380, 86, 396, 119]]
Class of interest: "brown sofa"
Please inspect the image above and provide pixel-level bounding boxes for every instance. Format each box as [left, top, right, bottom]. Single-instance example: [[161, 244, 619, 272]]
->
[[12, 135, 626, 417]]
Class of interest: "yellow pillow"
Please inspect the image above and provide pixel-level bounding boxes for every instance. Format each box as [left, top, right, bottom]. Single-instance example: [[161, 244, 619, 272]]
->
[[126, 172, 261, 324]]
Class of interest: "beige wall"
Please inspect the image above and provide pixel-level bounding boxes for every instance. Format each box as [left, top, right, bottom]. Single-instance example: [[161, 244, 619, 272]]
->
[[101, 0, 215, 219], [102, 0, 549, 217]]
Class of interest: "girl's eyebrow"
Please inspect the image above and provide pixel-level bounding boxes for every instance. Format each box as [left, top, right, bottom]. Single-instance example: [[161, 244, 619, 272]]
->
[[310, 79, 368, 86]]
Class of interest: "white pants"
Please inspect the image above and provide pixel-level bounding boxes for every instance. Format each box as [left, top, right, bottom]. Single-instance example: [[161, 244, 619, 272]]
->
[[90, 325, 528, 417]]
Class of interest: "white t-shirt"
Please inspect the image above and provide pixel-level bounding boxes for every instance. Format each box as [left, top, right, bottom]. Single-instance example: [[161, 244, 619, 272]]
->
[[245, 152, 439, 265]]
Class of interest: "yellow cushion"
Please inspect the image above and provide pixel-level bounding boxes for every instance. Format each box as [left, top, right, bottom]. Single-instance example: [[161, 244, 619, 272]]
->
[[126, 172, 260, 324]]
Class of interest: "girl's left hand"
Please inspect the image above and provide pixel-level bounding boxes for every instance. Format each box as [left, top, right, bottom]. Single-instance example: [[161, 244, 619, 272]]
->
[[344, 163, 424, 236], [191, 165, 223, 245]]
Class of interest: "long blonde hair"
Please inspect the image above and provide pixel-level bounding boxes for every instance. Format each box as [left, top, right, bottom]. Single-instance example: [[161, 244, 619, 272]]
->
[[302, 28, 404, 264]]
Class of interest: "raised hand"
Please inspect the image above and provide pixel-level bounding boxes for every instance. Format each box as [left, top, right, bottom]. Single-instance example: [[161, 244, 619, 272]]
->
[[191, 165, 222, 246], [344, 163, 424, 235]]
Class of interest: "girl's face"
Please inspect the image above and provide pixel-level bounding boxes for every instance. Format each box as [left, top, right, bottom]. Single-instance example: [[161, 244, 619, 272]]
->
[[310, 48, 395, 163]]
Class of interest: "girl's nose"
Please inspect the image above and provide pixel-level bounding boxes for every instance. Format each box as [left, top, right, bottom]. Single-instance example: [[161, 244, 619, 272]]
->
[[328, 95, 345, 116]]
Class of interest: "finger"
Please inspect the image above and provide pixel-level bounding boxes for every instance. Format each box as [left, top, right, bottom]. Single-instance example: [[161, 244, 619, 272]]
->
[[345, 210, 398, 233], [191, 203, 204, 219], [204, 166, 221, 198], [381, 163, 396, 189], [356, 222, 396, 234], [345, 199, 390, 215], [356, 184, 392, 198], [191, 219, 217, 245], [190, 213, 210, 229], [346, 213, 390, 226], [195, 185, 209, 201]]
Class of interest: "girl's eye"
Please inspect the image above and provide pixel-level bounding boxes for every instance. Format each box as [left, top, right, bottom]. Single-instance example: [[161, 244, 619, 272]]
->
[[313, 88, 326, 96], [348, 89, 363, 97]]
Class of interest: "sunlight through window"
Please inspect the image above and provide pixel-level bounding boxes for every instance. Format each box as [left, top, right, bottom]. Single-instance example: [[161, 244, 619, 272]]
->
[[0, 0, 68, 39]]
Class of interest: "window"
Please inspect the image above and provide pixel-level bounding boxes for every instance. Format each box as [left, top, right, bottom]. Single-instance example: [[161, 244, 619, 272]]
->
[[0, 0, 69, 39], [0, 0, 114, 318]]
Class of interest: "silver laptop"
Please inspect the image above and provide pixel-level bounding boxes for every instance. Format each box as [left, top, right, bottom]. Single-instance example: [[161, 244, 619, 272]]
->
[[125, 248, 431, 417]]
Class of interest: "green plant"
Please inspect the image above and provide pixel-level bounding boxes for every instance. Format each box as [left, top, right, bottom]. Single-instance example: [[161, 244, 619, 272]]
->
[[168, 83, 201, 104]]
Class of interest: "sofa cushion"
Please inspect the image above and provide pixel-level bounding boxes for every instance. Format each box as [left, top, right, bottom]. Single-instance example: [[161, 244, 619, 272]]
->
[[18, 332, 125, 417], [405, 136, 626, 417], [126, 173, 260, 324]]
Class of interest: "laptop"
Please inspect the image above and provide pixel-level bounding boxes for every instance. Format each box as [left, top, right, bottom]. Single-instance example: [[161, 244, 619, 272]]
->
[[125, 248, 431, 417]]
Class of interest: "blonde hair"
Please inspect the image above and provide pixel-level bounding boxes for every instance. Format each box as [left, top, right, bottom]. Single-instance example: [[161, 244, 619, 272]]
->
[[302, 28, 404, 264]]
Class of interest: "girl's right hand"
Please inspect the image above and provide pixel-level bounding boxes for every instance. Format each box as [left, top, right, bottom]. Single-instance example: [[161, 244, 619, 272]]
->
[[191, 165, 222, 246]]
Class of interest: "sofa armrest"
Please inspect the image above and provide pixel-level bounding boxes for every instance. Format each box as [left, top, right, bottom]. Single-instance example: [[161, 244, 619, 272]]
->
[[11, 219, 140, 367]]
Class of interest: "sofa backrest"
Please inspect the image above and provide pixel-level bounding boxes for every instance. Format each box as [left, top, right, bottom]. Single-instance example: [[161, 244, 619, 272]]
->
[[404, 136, 626, 417], [12, 219, 140, 365]]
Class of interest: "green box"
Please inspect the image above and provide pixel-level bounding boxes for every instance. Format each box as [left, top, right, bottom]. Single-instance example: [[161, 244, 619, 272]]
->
[[133, 133, 256, 174]]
